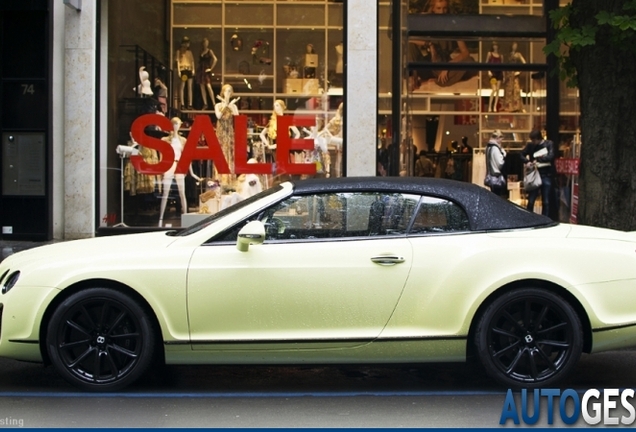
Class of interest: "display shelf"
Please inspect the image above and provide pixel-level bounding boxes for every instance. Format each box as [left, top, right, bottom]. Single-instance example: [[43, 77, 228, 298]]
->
[[170, 0, 343, 120]]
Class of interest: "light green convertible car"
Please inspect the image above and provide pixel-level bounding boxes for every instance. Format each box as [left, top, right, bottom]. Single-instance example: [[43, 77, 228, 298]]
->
[[1, 177, 636, 391]]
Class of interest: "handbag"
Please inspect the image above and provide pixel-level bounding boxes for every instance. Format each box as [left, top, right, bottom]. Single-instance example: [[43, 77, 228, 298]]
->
[[484, 173, 506, 188], [524, 163, 542, 191]]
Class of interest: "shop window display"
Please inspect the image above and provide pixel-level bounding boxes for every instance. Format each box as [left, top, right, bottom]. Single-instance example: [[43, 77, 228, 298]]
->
[[103, 0, 344, 229], [375, 0, 579, 220]]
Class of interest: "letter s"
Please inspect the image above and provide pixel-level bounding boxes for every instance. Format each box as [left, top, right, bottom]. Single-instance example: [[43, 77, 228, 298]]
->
[[130, 114, 175, 175], [621, 389, 635, 425]]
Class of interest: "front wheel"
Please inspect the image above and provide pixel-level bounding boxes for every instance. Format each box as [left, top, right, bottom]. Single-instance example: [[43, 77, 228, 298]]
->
[[46, 288, 156, 391], [475, 288, 583, 388]]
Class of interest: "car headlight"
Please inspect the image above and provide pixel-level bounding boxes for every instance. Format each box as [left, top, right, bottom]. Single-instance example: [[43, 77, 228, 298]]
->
[[1, 271, 20, 294]]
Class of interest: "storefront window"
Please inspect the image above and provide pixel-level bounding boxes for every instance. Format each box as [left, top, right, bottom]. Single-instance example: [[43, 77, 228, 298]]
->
[[101, 0, 345, 229], [402, 34, 547, 186], [409, 0, 543, 16]]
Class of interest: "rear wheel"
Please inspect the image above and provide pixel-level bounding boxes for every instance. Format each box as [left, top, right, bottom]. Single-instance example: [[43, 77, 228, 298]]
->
[[46, 288, 155, 391], [475, 288, 582, 388]]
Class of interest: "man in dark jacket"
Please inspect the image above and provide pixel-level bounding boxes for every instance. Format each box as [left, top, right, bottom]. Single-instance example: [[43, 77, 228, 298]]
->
[[521, 129, 554, 216]]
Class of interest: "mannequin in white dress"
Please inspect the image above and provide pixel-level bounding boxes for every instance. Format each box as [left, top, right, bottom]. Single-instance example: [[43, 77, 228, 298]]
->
[[158, 117, 201, 227]]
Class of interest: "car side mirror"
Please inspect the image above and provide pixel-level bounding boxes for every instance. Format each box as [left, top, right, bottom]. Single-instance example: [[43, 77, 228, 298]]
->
[[236, 220, 266, 252]]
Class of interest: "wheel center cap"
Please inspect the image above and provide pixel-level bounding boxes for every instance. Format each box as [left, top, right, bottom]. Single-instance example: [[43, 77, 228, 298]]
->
[[524, 334, 534, 344], [96, 335, 106, 344]]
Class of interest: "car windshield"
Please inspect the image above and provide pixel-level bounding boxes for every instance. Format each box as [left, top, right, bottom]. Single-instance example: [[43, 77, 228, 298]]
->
[[173, 185, 283, 236]]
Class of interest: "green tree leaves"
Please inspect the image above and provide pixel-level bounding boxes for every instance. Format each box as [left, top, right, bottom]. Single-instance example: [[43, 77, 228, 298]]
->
[[545, 1, 636, 87]]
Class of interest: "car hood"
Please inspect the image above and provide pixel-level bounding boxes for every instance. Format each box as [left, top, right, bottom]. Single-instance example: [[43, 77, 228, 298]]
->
[[566, 224, 636, 243], [1, 231, 179, 271]]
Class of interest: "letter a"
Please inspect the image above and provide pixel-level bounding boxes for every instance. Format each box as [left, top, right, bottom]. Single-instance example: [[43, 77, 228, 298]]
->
[[500, 389, 520, 425]]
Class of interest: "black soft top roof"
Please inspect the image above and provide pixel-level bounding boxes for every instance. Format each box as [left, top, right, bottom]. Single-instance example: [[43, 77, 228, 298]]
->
[[291, 176, 554, 231]]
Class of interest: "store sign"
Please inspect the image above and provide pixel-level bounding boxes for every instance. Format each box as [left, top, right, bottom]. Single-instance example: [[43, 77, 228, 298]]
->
[[555, 158, 580, 176], [130, 114, 317, 176]]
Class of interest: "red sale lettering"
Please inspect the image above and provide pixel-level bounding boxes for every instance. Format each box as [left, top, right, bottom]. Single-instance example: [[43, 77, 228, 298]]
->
[[129, 114, 316, 176], [233, 116, 272, 175], [177, 115, 230, 174], [130, 114, 175, 175], [276, 115, 318, 176]]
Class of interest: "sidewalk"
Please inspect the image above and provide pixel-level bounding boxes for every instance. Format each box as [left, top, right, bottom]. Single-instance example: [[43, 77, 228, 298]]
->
[[0, 239, 59, 262]]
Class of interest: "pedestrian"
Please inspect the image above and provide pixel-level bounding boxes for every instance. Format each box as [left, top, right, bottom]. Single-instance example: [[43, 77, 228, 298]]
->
[[521, 129, 554, 216], [415, 150, 435, 177], [485, 130, 507, 197]]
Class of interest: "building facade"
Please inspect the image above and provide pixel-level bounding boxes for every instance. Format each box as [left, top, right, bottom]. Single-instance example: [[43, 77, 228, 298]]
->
[[0, 0, 578, 240]]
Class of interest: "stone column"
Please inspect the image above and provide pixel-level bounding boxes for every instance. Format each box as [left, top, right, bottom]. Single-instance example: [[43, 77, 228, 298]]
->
[[345, 0, 378, 177], [62, 1, 97, 239]]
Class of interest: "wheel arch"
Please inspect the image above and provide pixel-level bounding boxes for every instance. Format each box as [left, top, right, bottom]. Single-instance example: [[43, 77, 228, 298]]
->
[[38, 279, 165, 366], [466, 279, 593, 359]]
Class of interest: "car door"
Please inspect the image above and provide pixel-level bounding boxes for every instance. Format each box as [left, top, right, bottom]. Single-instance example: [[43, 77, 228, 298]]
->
[[187, 191, 419, 349], [381, 195, 476, 338]]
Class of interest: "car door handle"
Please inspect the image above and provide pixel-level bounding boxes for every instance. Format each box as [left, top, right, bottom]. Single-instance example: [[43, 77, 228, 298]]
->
[[370, 255, 406, 266]]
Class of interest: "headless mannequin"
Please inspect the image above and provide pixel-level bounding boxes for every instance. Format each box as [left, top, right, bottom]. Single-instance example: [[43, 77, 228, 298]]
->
[[318, 102, 343, 144], [158, 117, 201, 227], [154, 77, 168, 113], [137, 67, 153, 97], [335, 43, 343, 74], [486, 43, 502, 112], [334, 42, 344, 87], [503, 42, 527, 112], [198, 37, 218, 110], [176, 37, 195, 110]]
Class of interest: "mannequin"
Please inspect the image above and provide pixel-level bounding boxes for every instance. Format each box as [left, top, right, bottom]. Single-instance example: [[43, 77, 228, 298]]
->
[[236, 158, 263, 199], [335, 43, 343, 74], [304, 43, 317, 79], [176, 36, 195, 110], [158, 117, 201, 227], [154, 77, 168, 113], [305, 122, 330, 177], [260, 99, 300, 163], [318, 102, 344, 177], [318, 102, 343, 146], [502, 42, 526, 112], [334, 42, 344, 87], [486, 43, 502, 112], [137, 67, 153, 97], [460, 136, 473, 153], [197, 37, 218, 110], [214, 84, 240, 187]]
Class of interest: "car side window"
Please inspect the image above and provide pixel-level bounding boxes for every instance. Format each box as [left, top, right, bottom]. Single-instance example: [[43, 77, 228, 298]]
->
[[258, 192, 419, 241], [410, 196, 470, 234]]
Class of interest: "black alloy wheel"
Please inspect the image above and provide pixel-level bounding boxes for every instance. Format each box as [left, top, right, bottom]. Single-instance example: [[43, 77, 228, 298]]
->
[[475, 288, 583, 388], [46, 288, 155, 391]]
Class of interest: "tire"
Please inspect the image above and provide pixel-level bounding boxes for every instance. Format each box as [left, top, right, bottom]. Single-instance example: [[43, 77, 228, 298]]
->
[[475, 288, 583, 388], [46, 288, 156, 392]]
